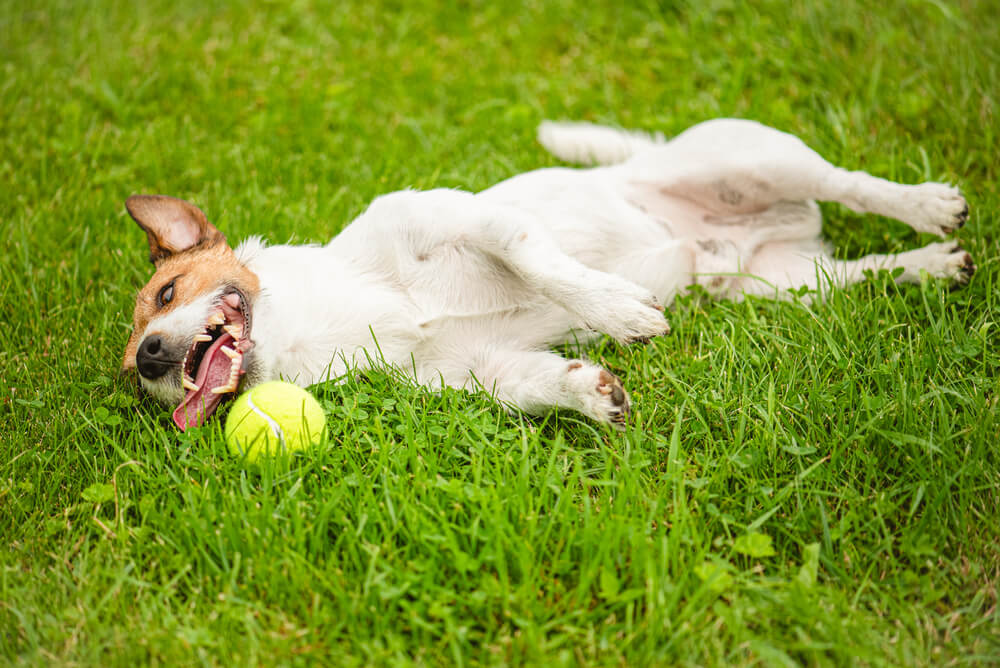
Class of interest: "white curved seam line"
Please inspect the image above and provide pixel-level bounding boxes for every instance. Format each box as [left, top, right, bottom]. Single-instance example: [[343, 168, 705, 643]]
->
[[246, 391, 285, 448]]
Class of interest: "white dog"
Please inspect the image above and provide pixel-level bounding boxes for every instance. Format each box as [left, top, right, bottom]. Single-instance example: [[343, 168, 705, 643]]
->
[[121, 119, 974, 430]]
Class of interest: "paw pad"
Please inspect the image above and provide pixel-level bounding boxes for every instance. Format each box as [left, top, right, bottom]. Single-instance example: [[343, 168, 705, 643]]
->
[[596, 370, 629, 426]]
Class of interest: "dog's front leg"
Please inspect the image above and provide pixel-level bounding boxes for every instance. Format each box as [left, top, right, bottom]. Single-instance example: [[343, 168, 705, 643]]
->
[[458, 349, 631, 428], [356, 189, 671, 344]]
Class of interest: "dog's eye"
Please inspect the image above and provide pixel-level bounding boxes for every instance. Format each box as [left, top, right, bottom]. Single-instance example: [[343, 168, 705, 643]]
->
[[157, 281, 175, 308]]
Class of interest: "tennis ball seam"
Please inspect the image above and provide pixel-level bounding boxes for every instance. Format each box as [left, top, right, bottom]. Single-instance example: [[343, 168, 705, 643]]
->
[[245, 389, 285, 445]]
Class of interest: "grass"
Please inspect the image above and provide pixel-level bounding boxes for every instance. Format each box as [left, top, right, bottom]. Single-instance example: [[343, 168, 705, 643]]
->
[[1, 0, 999, 664]]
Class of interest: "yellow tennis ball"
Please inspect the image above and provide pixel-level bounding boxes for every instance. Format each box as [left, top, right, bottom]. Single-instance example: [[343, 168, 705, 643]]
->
[[225, 381, 327, 462]]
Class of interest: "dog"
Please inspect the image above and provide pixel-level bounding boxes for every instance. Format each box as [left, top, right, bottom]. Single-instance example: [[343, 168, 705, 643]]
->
[[121, 119, 974, 430]]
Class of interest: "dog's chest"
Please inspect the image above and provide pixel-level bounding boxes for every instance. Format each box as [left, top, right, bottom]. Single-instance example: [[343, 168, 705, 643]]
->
[[244, 245, 425, 381]]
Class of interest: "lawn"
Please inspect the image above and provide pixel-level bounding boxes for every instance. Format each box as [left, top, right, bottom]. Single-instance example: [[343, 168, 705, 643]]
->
[[2, 0, 998, 664]]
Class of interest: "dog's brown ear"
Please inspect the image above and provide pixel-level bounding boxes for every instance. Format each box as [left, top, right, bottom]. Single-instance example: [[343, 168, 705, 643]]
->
[[125, 195, 226, 264]]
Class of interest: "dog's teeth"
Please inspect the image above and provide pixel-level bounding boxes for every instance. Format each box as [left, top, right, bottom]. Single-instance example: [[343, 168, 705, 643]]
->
[[193, 333, 212, 343], [224, 324, 242, 339], [183, 378, 200, 392], [221, 346, 238, 359], [207, 311, 225, 326], [211, 382, 236, 394]]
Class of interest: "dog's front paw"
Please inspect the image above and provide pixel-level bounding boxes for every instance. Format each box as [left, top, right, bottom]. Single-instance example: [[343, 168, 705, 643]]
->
[[566, 362, 631, 428], [611, 299, 671, 345], [905, 183, 969, 237], [580, 278, 671, 344], [911, 241, 976, 285]]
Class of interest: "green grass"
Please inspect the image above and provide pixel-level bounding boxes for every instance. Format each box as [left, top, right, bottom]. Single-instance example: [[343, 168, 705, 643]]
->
[[2, 0, 999, 664]]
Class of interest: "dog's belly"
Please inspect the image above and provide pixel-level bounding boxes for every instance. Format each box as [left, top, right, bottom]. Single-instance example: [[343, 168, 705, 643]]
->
[[480, 167, 678, 269], [482, 165, 782, 256]]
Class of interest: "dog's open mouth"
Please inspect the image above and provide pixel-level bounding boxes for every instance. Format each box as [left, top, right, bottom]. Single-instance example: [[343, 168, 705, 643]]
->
[[173, 289, 253, 430]]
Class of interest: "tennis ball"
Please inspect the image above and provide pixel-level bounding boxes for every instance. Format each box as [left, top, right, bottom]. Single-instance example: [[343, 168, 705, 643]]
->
[[225, 381, 326, 462]]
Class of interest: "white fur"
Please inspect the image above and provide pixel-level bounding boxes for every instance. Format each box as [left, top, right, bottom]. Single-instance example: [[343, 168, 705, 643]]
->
[[537, 120, 666, 165], [139, 119, 974, 426]]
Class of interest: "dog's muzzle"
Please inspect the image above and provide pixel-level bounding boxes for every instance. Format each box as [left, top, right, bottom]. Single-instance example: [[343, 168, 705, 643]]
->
[[136, 334, 178, 380]]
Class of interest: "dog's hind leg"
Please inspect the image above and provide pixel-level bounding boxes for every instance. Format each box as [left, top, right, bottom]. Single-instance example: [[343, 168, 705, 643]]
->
[[737, 240, 975, 298], [626, 119, 968, 237]]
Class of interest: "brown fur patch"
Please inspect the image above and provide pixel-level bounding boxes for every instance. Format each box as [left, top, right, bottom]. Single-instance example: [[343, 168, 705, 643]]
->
[[122, 239, 260, 370]]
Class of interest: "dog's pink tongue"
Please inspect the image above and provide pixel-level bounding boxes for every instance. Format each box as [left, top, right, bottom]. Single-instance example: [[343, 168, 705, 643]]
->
[[172, 333, 241, 430]]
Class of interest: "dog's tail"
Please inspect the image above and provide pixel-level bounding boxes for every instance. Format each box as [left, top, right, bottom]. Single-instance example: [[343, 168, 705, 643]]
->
[[537, 121, 666, 166]]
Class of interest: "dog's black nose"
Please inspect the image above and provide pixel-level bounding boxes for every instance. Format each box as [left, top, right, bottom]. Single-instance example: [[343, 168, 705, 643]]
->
[[136, 335, 174, 380]]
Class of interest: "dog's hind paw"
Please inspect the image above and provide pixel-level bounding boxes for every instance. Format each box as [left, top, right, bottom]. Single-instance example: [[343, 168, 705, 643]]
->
[[920, 241, 976, 285], [904, 183, 969, 237], [566, 362, 631, 428]]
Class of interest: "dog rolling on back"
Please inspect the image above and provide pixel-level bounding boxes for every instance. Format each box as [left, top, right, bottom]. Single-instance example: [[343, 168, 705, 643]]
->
[[122, 119, 974, 430]]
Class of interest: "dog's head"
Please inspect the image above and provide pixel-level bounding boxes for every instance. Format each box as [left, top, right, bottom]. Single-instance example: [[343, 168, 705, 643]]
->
[[122, 195, 260, 430]]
